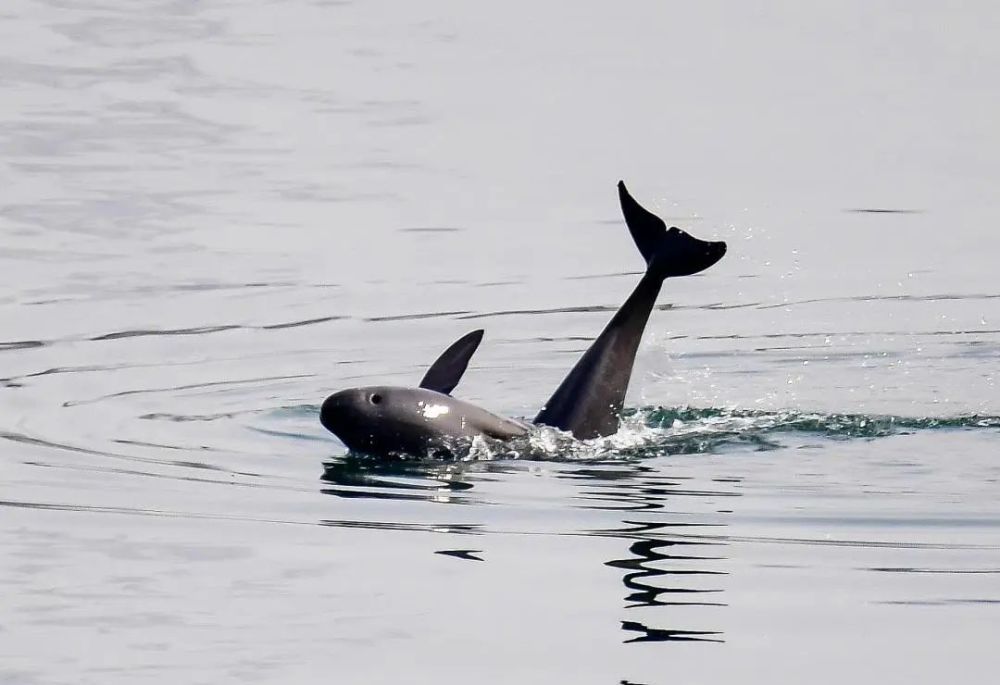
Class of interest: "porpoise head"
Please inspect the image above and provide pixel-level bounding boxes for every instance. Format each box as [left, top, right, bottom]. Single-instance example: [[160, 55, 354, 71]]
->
[[321, 386, 414, 454], [321, 384, 530, 457], [320, 385, 476, 457]]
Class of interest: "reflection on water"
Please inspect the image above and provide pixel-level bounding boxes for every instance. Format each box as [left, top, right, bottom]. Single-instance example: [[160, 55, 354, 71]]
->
[[315, 407, 1000, 658], [620, 621, 722, 644], [314, 405, 1000, 464], [3, 0, 1000, 680], [321, 455, 492, 505], [565, 464, 733, 643], [434, 549, 485, 561], [321, 457, 736, 644]]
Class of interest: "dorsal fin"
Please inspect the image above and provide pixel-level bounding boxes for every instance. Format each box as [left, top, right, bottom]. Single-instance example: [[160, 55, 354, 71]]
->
[[419, 329, 484, 394]]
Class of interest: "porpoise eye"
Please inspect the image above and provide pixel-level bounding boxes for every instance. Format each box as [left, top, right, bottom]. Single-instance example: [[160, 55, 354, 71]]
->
[[369, 393, 382, 405]]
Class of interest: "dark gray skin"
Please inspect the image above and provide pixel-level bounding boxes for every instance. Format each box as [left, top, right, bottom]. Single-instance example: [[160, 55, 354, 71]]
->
[[320, 385, 528, 457], [320, 181, 727, 457]]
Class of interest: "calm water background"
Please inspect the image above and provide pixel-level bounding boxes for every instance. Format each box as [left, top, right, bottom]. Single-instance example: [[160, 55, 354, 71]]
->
[[2, 1, 999, 683]]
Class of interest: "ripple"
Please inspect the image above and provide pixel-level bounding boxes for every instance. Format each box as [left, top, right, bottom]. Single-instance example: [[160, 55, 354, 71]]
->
[[64, 374, 313, 407], [91, 325, 242, 341], [0, 340, 45, 351], [877, 599, 1000, 606], [864, 567, 1000, 574], [845, 208, 923, 214], [284, 404, 1000, 464], [398, 226, 463, 233]]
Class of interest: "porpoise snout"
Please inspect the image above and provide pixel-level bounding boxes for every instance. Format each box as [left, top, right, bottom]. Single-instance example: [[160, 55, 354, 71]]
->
[[319, 389, 356, 435]]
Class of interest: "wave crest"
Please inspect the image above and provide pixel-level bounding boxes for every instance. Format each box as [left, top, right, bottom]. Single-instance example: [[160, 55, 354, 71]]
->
[[431, 407, 1000, 463]]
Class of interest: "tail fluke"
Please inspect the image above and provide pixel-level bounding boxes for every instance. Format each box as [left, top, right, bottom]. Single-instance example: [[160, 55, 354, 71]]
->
[[534, 182, 728, 439], [618, 181, 727, 279]]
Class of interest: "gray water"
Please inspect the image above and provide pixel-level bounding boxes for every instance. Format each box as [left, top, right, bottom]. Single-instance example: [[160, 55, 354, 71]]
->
[[2, 1, 999, 683]]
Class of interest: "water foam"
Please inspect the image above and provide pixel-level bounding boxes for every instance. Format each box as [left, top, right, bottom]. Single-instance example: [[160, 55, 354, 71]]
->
[[276, 403, 999, 463], [457, 407, 1000, 462]]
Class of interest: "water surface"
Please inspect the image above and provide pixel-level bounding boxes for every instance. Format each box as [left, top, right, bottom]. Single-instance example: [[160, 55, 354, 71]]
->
[[2, 1, 999, 683]]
